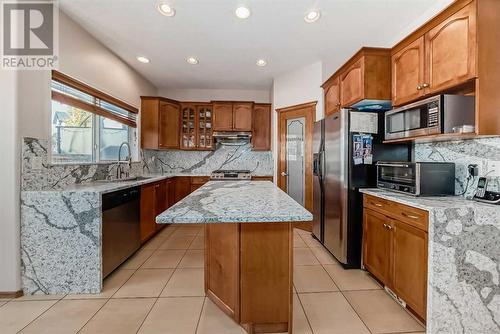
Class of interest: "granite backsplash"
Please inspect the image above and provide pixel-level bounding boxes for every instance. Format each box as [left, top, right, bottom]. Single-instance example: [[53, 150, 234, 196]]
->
[[22, 137, 273, 191], [414, 137, 500, 198]]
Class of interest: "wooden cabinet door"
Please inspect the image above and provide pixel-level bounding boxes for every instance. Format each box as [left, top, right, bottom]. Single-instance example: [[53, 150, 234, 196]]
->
[[340, 58, 364, 107], [392, 37, 426, 106], [180, 104, 197, 149], [159, 101, 180, 149], [174, 177, 191, 203], [392, 220, 428, 319], [233, 103, 253, 131], [425, 2, 477, 94], [140, 183, 157, 242], [252, 104, 271, 151], [363, 209, 392, 285], [324, 76, 341, 116], [213, 102, 234, 131], [197, 105, 213, 150]]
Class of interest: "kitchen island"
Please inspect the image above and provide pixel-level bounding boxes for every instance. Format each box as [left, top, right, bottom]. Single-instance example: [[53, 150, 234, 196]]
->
[[156, 181, 313, 334]]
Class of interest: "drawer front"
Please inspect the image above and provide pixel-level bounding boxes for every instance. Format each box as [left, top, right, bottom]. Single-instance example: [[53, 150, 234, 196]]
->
[[363, 195, 428, 232], [191, 176, 210, 185]]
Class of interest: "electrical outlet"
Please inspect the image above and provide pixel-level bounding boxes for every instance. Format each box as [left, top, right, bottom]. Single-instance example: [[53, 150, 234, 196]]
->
[[488, 161, 500, 177]]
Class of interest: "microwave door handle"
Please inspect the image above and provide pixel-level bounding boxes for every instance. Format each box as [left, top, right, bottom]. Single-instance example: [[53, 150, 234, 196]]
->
[[377, 163, 410, 168]]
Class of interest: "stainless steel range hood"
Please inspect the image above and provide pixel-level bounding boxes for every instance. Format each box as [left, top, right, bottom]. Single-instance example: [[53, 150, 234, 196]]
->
[[213, 131, 252, 145]]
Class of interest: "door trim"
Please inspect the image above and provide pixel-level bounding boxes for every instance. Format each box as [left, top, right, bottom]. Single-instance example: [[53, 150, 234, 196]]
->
[[276, 101, 316, 214]]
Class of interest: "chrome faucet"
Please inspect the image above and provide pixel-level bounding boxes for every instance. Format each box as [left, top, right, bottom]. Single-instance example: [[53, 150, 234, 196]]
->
[[116, 142, 132, 180]]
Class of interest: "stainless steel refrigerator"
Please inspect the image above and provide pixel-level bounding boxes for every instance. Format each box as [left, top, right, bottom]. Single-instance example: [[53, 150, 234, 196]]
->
[[312, 109, 410, 268]]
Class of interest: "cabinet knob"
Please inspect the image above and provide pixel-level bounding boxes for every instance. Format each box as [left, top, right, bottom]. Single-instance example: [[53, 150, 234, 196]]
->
[[422, 83, 430, 88], [416, 85, 423, 91]]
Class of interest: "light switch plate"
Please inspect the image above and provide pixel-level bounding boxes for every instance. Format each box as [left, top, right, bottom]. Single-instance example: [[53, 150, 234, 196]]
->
[[31, 157, 43, 170]]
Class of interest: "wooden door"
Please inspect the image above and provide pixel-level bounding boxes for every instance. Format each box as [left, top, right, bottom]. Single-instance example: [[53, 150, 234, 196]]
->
[[340, 58, 364, 106], [363, 209, 392, 285], [425, 2, 477, 94], [277, 102, 315, 215], [233, 103, 253, 131], [324, 76, 341, 116], [159, 101, 180, 149], [180, 104, 197, 149], [213, 102, 234, 131], [392, 220, 428, 319], [174, 176, 191, 203], [252, 104, 271, 151], [197, 105, 213, 150], [140, 183, 157, 242], [392, 37, 426, 106]]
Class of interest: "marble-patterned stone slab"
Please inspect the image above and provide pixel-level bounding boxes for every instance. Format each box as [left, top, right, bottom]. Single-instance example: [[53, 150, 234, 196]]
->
[[360, 188, 500, 334], [157, 181, 313, 224], [21, 191, 102, 295]]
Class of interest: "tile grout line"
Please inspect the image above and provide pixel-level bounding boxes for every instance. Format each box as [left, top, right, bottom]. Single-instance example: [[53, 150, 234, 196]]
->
[[294, 291, 315, 334], [15, 297, 63, 333], [135, 297, 160, 334], [194, 297, 207, 334]]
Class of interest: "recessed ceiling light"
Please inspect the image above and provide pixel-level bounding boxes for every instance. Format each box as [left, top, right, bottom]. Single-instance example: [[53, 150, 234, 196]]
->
[[137, 56, 150, 64], [187, 57, 199, 65], [304, 10, 321, 23], [157, 2, 175, 17], [235, 6, 251, 19], [256, 59, 267, 67]]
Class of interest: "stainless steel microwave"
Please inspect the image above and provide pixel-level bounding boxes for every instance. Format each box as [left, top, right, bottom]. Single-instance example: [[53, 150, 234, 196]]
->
[[377, 161, 455, 196], [384, 95, 475, 141]]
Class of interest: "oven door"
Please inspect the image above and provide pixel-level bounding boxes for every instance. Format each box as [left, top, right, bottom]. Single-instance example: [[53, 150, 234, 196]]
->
[[377, 163, 417, 193], [385, 99, 440, 140]]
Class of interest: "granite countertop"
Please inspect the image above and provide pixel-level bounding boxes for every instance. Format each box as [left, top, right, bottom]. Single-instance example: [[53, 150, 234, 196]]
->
[[359, 188, 492, 211], [156, 181, 313, 224]]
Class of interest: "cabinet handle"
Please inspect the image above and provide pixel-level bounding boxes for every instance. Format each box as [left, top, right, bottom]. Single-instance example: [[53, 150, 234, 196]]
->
[[417, 85, 423, 91], [422, 83, 430, 88], [402, 212, 419, 220], [387, 224, 393, 230], [372, 202, 383, 207]]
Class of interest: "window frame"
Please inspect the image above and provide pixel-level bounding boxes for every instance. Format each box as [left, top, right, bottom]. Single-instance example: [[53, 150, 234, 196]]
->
[[50, 70, 139, 164]]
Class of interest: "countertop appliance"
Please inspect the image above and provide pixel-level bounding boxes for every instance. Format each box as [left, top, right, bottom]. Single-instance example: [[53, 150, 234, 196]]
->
[[384, 94, 475, 141], [473, 177, 500, 204], [102, 186, 141, 278], [210, 169, 252, 180], [312, 109, 410, 268], [377, 161, 455, 196]]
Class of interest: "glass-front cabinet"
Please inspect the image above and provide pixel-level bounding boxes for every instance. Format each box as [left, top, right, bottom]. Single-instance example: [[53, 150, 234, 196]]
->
[[181, 103, 213, 150]]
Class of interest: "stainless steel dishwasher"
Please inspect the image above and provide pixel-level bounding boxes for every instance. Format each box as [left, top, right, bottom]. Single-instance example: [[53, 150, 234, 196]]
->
[[102, 186, 141, 278]]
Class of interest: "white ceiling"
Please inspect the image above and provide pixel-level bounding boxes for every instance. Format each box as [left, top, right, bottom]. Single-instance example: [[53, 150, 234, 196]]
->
[[59, 0, 454, 90]]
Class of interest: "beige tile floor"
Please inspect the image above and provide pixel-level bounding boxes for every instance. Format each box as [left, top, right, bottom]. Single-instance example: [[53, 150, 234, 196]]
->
[[0, 225, 426, 334]]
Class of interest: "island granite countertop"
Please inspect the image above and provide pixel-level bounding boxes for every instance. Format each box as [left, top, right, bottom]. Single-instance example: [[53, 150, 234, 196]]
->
[[360, 188, 500, 334], [156, 180, 313, 224]]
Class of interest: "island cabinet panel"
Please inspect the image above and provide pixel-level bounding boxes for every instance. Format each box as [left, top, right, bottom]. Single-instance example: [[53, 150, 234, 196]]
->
[[392, 37, 426, 106], [213, 102, 234, 131], [240, 223, 292, 333], [363, 209, 392, 284], [392, 220, 428, 320], [362, 194, 428, 320], [252, 104, 271, 151], [233, 103, 253, 131], [425, 1, 477, 95], [205, 223, 240, 320]]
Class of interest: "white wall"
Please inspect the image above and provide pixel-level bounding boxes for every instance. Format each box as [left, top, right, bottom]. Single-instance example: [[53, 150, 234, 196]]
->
[[0, 72, 21, 292], [157, 88, 271, 103], [271, 61, 324, 181]]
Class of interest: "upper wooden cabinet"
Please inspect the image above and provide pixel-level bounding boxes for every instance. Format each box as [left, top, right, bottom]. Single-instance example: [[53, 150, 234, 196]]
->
[[425, 2, 476, 94], [392, 37, 426, 106], [213, 102, 234, 131], [233, 103, 253, 131], [213, 101, 253, 132], [141, 97, 181, 150], [252, 103, 271, 151], [323, 75, 340, 117], [322, 48, 391, 113], [180, 103, 213, 150]]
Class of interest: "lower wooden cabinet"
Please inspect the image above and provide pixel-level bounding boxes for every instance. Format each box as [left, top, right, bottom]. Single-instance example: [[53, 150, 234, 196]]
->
[[140, 183, 157, 242], [363, 195, 428, 320], [174, 177, 192, 203], [190, 176, 210, 193], [251, 176, 273, 182]]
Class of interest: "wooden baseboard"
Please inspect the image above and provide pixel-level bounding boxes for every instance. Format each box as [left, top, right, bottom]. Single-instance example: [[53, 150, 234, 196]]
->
[[0, 290, 23, 298]]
